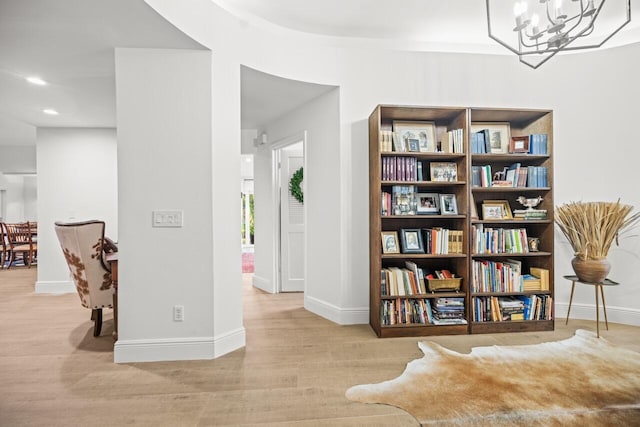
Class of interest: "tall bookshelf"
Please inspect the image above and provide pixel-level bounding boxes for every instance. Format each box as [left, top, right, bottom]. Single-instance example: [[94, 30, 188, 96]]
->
[[468, 107, 554, 334], [369, 105, 554, 338]]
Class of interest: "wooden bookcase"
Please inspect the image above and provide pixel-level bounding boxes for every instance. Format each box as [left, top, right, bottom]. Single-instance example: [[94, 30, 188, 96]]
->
[[369, 105, 554, 338]]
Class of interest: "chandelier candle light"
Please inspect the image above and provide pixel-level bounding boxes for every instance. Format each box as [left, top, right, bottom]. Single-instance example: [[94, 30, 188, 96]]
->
[[486, 0, 631, 68]]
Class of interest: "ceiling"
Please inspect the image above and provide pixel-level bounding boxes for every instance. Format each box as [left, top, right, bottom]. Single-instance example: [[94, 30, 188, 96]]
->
[[1, 0, 639, 146]]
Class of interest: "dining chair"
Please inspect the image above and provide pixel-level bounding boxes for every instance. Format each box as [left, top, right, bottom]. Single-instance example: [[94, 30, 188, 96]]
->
[[4, 222, 37, 268], [0, 223, 8, 269]]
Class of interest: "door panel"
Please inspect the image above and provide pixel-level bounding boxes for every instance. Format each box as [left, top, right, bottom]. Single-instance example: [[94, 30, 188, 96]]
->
[[280, 148, 304, 292]]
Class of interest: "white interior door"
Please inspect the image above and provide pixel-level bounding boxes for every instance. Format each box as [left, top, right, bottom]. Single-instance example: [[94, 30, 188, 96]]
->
[[279, 143, 304, 292]]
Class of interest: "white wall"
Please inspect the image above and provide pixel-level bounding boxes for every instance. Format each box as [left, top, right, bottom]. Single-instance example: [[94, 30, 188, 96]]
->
[[147, 0, 640, 340], [115, 47, 243, 363], [0, 146, 36, 173], [36, 128, 118, 293], [253, 89, 346, 319]]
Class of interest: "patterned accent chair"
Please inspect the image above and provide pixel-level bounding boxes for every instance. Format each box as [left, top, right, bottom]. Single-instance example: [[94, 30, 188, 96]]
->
[[54, 220, 118, 337]]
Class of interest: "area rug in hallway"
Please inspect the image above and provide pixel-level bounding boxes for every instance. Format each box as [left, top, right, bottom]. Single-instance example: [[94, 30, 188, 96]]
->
[[242, 251, 254, 273], [346, 330, 640, 426]]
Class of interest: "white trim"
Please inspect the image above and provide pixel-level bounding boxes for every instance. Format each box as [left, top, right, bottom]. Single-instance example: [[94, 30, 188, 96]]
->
[[304, 295, 368, 325], [114, 327, 246, 363], [556, 302, 640, 327], [252, 274, 274, 293], [35, 280, 74, 294], [213, 327, 246, 358]]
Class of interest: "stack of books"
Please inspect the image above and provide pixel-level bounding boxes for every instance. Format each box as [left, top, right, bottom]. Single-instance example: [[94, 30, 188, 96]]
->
[[432, 297, 467, 325], [498, 297, 525, 321], [514, 209, 547, 220]]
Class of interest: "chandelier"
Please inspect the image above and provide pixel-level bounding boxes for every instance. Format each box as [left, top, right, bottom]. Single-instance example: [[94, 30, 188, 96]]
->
[[486, 0, 631, 69]]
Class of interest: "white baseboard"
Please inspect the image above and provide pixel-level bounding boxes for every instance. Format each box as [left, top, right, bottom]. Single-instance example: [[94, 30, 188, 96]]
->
[[213, 327, 246, 358], [555, 302, 640, 326], [114, 327, 246, 363], [35, 280, 74, 294], [304, 295, 368, 325], [252, 274, 273, 293]]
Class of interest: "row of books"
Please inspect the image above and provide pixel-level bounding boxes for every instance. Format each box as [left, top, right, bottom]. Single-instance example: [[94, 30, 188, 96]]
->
[[470, 132, 548, 155], [471, 164, 548, 188], [527, 134, 548, 155], [380, 262, 458, 296], [440, 128, 465, 154], [378, 129, 465, 154], [471, 259, 523, 293], [472, 295, 553, 322], [471, 224, 530, 254], [423, 228, 464, 254], [381, 297, 467, 326], [381, 156, 422, 182]]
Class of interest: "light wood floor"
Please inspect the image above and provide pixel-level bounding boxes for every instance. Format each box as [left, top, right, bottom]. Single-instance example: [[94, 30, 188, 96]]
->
[[1, 268, 639, 426]]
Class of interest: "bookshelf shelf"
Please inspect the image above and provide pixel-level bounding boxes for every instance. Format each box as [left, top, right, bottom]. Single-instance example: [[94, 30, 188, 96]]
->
[[471, 187, 551, 192], [369, 105, 554, 338], [382, 253, 467, 259], [383, 181, 467, 186], [471, 252, 552, 257]]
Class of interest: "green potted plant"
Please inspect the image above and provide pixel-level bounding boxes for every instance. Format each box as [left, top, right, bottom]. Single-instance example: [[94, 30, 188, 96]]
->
[[555, 200, 640, 283]]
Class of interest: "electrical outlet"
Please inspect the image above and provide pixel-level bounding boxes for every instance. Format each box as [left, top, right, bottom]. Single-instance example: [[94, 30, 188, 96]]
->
[[173, 305, 184, 322]]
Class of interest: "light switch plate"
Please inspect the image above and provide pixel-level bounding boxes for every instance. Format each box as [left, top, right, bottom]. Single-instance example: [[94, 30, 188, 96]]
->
[[152, 210, 183, 228]]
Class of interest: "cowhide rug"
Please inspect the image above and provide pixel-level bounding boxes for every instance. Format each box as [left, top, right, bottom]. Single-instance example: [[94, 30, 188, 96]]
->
[[346, 330, 640, 426]]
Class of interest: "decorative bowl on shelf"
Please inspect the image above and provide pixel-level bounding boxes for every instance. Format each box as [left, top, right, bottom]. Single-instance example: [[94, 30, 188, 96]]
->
[[517, 196, 543, 211]]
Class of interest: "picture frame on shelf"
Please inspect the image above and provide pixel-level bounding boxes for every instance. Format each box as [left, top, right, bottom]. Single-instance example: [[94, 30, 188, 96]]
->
[[407, 138, 420, 152], [430, 162, 458, 182], [393, 121, 437, 153], [509, 136, 530, 153], [417, 192, 440, 215], [381, 231, 400, 254], [484, 199, 513, 219], [482, 203, 504, 220], [471, 122, 511, 153], [399, 228, 425, 254], [439, 194, 458, 215]]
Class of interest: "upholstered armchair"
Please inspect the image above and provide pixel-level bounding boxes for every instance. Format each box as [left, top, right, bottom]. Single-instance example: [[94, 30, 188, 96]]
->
[[54, 220, 117, 337]]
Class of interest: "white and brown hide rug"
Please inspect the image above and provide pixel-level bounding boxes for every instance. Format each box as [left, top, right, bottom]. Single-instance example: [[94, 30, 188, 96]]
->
[[346, 330, 640, 426]]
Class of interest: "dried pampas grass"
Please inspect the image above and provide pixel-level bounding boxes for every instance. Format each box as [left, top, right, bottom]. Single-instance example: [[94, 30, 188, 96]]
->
[[555, 200, 640, 260]]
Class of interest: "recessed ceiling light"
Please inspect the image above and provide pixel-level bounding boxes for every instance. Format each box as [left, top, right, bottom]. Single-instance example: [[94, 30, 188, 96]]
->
[[42, 109, 59, 115], [26, 76, 47, 85], [245, 157, 252, 162]]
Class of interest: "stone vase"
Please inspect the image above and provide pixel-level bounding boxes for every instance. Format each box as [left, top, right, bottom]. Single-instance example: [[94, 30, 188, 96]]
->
[[571, 257, 611, 283]]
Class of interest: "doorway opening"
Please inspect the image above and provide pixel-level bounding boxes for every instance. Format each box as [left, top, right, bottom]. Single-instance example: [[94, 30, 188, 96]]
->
[[273, 136, 305, 293], [241, 155, 255, 274]]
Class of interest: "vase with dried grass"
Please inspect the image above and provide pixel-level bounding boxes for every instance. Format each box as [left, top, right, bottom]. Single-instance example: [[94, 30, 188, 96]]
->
[[555, 200, 640, 283]]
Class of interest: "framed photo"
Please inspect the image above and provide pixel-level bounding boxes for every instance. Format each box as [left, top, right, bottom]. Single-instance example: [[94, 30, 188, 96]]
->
[[471, 122, 511, 154], [381, 231, 400, 254], [509, 136, 530, 153], [417, 193, 440, 215], [393, 121, 437, 153], [439, 194, 458, 215], [484, 199, 513, 219], [430, 162, 458, 182], [482, 203, 504, 220], [399, 228, 425, 254]]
